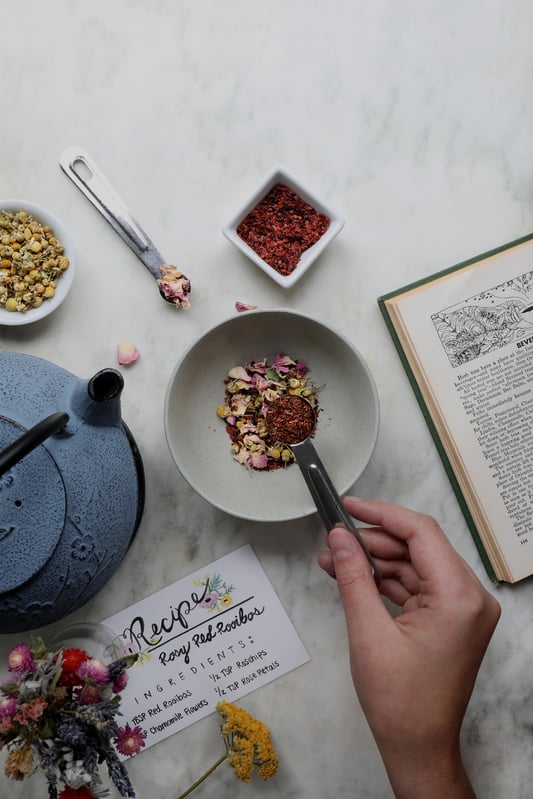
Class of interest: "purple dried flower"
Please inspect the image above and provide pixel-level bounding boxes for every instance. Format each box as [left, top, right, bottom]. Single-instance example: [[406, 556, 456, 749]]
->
[[0, 695, 17, 719], [76, 658, 110, 687], [7, 643, 35, 674], [112, 670, 128, 693]]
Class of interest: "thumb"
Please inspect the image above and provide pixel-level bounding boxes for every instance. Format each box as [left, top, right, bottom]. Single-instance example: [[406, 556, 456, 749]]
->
[[328, 526, 392, 642]]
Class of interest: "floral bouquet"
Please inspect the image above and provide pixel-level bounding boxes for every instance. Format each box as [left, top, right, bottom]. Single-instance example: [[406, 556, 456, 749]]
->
[[0, 638, 146, 798]]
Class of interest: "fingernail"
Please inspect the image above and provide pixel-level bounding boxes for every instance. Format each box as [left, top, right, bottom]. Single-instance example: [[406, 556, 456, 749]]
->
[[328, 527, 357, 560]]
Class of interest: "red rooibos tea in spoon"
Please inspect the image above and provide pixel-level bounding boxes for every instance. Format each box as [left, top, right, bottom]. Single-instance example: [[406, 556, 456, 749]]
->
[[266, 395, 380, 584]]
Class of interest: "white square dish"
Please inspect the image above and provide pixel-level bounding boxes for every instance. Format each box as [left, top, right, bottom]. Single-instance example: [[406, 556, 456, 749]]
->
[[222, 165, 344, 288]]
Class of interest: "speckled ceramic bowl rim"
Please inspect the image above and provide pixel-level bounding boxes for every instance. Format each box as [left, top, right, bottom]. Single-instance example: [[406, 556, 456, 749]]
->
[[0, 199, 75, 326]]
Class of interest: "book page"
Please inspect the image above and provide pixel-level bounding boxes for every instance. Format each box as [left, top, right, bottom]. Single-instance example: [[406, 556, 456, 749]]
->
[[386, 238, 533, 582]]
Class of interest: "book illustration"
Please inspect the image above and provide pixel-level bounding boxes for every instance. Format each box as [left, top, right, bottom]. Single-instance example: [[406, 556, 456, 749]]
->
[[431, 270, 533, 367]]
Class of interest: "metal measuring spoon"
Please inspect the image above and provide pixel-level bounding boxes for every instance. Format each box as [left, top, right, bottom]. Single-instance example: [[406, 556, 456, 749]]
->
[[59, 147, 191, 310], [266, 395, 380, 584]]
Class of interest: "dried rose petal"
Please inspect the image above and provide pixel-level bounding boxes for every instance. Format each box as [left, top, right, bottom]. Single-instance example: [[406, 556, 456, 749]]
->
[[273, 354, 295, 373], [235, 301, 258, 312], [158, 264, 191, 310], [228, 366, 251, 381], [117, 341, 140, 366], [249, 451, 269, 469]]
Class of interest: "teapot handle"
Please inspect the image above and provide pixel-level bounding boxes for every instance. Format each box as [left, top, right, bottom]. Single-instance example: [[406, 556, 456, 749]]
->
[[0, 412, 69, 477]]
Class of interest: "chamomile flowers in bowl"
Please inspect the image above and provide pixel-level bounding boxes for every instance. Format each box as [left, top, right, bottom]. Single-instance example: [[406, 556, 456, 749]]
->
[[0, 200, 75, 325]]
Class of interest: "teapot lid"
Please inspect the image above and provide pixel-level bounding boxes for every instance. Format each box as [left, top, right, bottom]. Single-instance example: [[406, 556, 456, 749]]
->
[[0, 418, 66, 594]]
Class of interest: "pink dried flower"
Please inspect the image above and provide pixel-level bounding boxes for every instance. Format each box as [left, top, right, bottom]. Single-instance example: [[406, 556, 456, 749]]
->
[[14, 697, 47, 723], [248, 451, 269, 470], [157, 264, 191, 310], [74, 684, 102, 705], [112, 670, 128, 693], [235, 301, 258, 312], [117, 341, 140, 366], [0, 696, 17, 719], [273, 353, 295, 373], [0, 715, 14, 734], [114, 723, 146, 756], [76, 658, 110, 687], [7, 644, 35, 674]]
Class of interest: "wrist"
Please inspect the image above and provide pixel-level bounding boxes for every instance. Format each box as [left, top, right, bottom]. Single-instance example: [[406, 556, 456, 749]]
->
[[379, 743, 476, 799]]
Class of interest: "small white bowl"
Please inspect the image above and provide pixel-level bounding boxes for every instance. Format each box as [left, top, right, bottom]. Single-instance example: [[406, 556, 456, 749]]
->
[[222, 165, 344, 288], [0, 200, 75, 326], [164, 309, 379, 522]]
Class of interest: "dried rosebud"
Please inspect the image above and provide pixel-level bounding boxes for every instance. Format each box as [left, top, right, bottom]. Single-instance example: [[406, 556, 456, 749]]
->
[[117, 341, 140, 366], [157, 264, 191, 310]]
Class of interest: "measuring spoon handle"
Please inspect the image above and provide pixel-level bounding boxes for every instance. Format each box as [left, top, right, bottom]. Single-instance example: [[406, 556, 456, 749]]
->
[[290, 438, 381, 584], [59, 146, 164, 278]]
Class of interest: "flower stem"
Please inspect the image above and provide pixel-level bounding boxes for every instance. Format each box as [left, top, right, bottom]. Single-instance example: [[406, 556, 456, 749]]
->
[[176, 753, 228, 799]]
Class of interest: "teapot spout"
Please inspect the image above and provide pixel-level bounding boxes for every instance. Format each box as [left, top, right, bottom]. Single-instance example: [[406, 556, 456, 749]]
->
[[69, 369, 124, 427]]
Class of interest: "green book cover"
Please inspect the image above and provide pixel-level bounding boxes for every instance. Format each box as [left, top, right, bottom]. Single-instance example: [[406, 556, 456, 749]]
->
[[377, 231, 533, 585]]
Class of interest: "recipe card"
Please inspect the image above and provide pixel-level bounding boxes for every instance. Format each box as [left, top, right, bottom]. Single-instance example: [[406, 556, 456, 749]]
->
[[103, 545, 309, 752]]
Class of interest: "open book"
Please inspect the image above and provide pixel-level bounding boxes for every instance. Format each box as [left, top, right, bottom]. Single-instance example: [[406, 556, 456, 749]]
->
[[379, 233, 533, 584]]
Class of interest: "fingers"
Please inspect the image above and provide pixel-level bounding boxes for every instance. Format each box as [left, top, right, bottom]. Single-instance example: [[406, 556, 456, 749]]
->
[[322, 526, 394, 641], [359, 527, 410, 561], [319, 544, 422, 608], [317, 549, 336, 579], [343, 497, 464, 585]]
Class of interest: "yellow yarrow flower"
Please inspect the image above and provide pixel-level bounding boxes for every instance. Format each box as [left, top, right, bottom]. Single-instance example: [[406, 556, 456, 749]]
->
[[176, 701, 278, 798], [217, 700, 279, 783]]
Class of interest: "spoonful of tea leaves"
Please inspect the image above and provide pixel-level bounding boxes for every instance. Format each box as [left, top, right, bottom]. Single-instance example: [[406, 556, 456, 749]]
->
[[266, 395, 380, 584]]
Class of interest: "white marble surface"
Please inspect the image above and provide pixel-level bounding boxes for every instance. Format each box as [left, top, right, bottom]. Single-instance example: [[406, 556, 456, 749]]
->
[[1, 1, 533, 796]]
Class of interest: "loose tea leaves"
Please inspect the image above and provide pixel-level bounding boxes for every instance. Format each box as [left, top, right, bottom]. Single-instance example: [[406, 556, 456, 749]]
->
[[216, 353, 320, 470], [265, 395, 316, 445], [237, 184, 330, 276]]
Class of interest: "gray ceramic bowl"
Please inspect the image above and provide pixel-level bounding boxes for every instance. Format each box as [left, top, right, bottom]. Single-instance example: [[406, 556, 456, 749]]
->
[[164, 309, 379, 522]]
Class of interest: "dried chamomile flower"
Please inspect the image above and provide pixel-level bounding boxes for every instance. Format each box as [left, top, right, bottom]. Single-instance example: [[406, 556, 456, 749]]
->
[[0, 209, 70, 313]]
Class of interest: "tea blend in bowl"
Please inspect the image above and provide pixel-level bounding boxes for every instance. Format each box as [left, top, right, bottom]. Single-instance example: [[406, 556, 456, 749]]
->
[[216, 353, 320, 471]]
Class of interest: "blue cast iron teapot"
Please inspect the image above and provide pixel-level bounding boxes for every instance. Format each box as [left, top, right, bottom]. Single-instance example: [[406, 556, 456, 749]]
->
[[0, 352, 145, 633]]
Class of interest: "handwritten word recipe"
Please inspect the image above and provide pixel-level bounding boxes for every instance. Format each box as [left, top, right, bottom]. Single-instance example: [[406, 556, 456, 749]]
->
[[104, 546, 310, 752]]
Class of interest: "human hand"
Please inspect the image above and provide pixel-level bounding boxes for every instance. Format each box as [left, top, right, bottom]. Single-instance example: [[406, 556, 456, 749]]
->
[[318, 497, 500, 799]]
